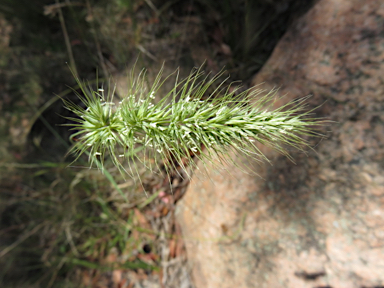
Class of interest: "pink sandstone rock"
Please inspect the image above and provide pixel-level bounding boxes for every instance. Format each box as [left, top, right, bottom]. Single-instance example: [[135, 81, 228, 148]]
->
[[176, 0, 384, 287]]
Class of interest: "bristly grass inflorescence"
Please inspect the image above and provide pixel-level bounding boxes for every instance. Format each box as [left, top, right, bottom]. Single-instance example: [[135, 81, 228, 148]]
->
[[63, 65, 324, 179]]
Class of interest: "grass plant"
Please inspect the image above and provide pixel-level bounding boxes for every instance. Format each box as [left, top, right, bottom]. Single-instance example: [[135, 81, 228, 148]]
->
[[1, 1, 328, 286], [63, 65, 325, 180]]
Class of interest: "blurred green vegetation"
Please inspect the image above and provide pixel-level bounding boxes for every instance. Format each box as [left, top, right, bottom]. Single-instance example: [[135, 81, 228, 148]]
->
[[0, 162, 155, 287]]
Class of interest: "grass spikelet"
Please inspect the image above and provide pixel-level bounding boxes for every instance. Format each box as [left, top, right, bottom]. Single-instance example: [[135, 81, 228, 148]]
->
[[63, 65, 325, 179]]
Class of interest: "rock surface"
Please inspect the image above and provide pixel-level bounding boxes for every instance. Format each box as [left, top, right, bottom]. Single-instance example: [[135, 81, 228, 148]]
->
[[176, 0, 384, 287]]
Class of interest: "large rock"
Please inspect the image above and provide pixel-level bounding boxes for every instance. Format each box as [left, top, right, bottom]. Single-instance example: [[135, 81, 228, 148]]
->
[[176, 0, 384, 287]]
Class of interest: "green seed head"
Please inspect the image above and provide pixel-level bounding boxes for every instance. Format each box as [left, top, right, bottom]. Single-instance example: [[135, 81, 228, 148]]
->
[[63, 65, 325, 179]]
